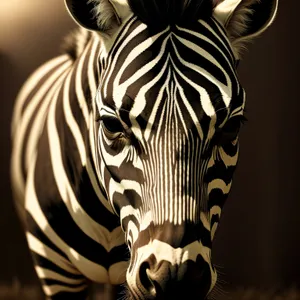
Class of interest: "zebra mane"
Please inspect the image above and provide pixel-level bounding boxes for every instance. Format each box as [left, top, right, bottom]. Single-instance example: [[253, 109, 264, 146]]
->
[[61, 27, 92, 60], [127, 0, 214, 28]]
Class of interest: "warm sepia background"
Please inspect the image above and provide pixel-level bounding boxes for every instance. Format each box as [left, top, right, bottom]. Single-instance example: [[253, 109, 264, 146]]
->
[[0, 1, 298, 298]]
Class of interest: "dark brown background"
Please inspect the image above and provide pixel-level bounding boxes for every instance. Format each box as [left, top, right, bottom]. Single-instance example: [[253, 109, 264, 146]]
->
[[0, 0, 298, 292]]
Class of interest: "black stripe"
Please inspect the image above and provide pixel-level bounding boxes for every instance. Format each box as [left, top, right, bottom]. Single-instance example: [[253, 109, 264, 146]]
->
[[26, 212, 68, 259], [172, 30, 229, 85], [21, 61, 70, 184], [194, 19, 236, 66], [210, 214, 220, 226], [42, 278, 86, 289], [34, 125, 110, 268], [134, 221, 212, 249], [78, 168, 120, 231], [208, 188, 228, 210], [20, 59, 69, 116], [31, 252, 86, 280], [54, 51, 120, 232], [108, 244, 130, 265], [206, 162, 236, 185]]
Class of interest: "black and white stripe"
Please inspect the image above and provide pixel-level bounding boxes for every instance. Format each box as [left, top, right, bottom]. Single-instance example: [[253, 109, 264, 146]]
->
[[94, 16, 245, 298], [11, 2, 249, 299]]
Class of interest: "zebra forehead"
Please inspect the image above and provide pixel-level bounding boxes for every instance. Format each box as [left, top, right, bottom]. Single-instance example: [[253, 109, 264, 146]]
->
[[99, 17, 238, 118], [109, 72, 232, 137], [96, 16, 242, 144]]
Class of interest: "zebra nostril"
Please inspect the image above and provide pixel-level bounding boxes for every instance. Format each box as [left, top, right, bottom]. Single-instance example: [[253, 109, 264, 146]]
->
[[139, 261, 156, 297]]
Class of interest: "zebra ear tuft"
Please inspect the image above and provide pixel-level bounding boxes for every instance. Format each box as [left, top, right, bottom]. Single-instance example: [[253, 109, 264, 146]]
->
[[64, 0, 130, 33], [213, 0, 278, 58]]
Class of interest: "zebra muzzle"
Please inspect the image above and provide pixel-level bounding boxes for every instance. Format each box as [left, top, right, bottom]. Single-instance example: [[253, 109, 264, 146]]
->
[[131, 252, 212, 299]]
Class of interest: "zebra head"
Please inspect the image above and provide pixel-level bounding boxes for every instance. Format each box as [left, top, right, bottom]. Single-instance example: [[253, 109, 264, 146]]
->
[[66, 0, 278, 298]]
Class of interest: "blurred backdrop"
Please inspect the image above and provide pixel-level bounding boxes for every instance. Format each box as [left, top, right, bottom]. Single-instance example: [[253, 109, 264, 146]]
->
[[0, 0, 298, 297]]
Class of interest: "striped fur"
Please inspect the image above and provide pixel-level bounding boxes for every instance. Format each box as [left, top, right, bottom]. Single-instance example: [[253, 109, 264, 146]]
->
[[11, 34, 128, 298], [10, 0, 275, 299]]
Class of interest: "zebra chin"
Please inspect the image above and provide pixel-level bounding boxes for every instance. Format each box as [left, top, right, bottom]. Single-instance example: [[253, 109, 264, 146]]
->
[[125, 239, 217, 300]]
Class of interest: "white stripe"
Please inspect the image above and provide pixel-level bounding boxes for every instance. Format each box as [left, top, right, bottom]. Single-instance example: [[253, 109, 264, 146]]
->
[[120, 205, 141, 221], [172, 35, 232, 107], [63, 71, 87, 166], [25, 155, 110, 282], [211, 223, 218, 241], [103, 21, 147, 98], [75, 38, 92, 128], [210, 206, 221, 221], [172, 71, 204, 139], [11, 60, 72, 194], [47, 81, 121, 250], [88, 37, 100, 102], [201, 19, 236, 63], [176, 23, 237, 82], [86, 157, 114, 213], [219, 146, 239, 166], [42, 284, 86, 296], [101, 16, 137, 84], [207, 179, 232, 194], [25, 69, 69, 172], [116, 28, 170, 114], [88, 113, 114, 213], [11, 55, 69, 136], [27, 232, 76, 274], [144, 67, 171, 141], [140, 211, 152, 231], [135, 239, 211, 266], [35, 266, 84, 285], [108, 179, 142, 200], [127, 220, 139, 243]]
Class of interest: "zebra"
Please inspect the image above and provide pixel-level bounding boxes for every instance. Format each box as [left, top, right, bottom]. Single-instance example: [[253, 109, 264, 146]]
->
[[10, 0, 278, 299]]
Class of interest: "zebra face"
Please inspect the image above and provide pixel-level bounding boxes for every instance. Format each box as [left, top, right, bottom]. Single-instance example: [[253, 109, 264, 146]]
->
[[65, 0, 277, 297], [95, 16, 245, 298]]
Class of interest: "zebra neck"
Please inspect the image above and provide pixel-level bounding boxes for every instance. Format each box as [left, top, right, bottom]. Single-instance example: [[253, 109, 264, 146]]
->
[[58, 32, 103, 193]]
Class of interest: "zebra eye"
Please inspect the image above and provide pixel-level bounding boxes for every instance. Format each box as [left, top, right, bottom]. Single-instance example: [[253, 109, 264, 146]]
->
[[101, 115, 124, 139], [216, 115, 247, 145]]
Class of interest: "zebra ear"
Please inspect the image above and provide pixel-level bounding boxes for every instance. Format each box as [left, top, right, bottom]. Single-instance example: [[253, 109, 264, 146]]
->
[[64, 0, 131, 33], [213, 0, 278, 58]]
